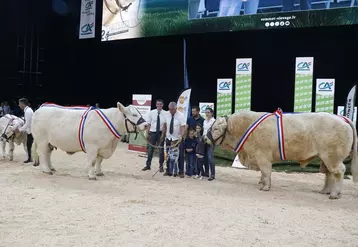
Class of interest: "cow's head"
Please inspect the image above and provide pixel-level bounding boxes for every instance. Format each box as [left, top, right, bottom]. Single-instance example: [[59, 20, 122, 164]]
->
[[0, 117, 24, 142], [117, 0, 135, 9], [205, 116, 228, 145], [117, 102, 148, 133]]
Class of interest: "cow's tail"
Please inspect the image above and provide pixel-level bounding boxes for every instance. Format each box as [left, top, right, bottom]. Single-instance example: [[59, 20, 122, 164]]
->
[[32, 140, 40, 166], [347, 120, 358, 183]]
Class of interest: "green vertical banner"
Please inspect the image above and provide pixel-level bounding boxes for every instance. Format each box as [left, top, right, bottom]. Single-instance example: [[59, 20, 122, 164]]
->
[[235, 58, 252, 112], [294, 57, 314, 112], [315, 79, 335, 113], [216, 79, 233, 116]]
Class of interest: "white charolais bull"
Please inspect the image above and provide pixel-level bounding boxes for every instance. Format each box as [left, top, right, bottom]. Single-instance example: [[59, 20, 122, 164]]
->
[[0, 114, 27, 161], [206, 110, 358, 199], [31, 102, 147, 179], [102, 0, 137, 26]]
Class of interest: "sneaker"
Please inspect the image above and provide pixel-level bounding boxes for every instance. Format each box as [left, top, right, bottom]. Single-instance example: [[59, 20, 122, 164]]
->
[[159, 167, 164, 173], [23, 159, 32, 164], [142, 166, 151, 171], [187, 175, 192, 178], [173, 173, 178, 177], [199, 176, 204, 180], [194, 175, 199, 179], [208, 177, 215, 181], [163, 171, 170, 176], [179, 173, 185, 178]]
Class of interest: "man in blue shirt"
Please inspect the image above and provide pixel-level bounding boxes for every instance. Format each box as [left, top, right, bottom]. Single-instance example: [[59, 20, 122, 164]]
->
[[186, 106, 204, 136]]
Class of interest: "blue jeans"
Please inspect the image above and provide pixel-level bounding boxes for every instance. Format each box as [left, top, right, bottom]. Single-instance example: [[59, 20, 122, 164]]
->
[[205, 144, 215, 178], [146, 132, 164, 168], [185, 152, 196, 176], [168, 147, 179, 174]]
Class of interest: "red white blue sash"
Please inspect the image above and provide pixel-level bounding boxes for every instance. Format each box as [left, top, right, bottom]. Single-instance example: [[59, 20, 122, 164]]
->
[[234, 108, 286, 160], [40, 103, 121, 153]]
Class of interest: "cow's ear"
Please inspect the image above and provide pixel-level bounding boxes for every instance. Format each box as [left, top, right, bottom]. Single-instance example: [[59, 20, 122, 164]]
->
[[117, 102, 125, 112]]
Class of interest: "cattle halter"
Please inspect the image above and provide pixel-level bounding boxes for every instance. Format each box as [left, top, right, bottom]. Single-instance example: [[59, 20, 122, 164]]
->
[[1, 115, 18, 142], [234, 108, 286, 160]]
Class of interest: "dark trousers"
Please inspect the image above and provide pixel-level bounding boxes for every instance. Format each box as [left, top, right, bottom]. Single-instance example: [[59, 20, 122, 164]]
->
[[146, 131, 164, 168], [185, 152, 196, 176], [178, 141, 185, 174], [283, 0, 311, 11], [203, 145, 209, 177], [196, 157, 205, 176], [27, 133, 34, 160]]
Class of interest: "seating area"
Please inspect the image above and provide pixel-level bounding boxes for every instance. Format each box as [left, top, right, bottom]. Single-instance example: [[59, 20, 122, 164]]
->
[[191, 0, 357, 19]]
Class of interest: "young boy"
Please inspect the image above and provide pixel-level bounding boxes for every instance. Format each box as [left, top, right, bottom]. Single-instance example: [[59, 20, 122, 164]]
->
[[184, 129, 197, 177]]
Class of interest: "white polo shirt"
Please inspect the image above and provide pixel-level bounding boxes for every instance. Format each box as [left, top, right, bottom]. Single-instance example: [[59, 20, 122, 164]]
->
[[164, 110, 185, 141], [19, 106, 33, 134], [203, 117, 216, 136], [147, 109, 167, 133]]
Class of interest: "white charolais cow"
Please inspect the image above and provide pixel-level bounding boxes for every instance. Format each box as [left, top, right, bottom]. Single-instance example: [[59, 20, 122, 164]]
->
[[102, 0, 137, 26], [31, 102, 147, 179], [206, 109, 358, 199], [0, 114, 27, 161]]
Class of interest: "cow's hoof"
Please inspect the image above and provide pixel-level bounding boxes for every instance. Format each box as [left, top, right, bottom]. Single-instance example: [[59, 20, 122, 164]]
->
[[260, 186, 270, 191], [319, 189, 331, 195], [88, 177, 97, 180], [258, 180, 263, 185], [43, 171, 53, 175], [50, 168, 56, 172], [329, 194, 340, 199], [96, 172, 104, 176]]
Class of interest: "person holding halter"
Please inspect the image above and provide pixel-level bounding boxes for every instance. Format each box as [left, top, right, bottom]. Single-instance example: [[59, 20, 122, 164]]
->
[[142, 99, 167, 172], [161, 102, 186, 177]]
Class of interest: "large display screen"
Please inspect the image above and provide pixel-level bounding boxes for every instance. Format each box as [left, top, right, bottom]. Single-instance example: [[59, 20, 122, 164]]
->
[[101, 0, 358, 41]]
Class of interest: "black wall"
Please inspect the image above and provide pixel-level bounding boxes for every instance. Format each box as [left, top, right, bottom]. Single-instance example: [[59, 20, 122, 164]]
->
[[2, 0, 358, 112]]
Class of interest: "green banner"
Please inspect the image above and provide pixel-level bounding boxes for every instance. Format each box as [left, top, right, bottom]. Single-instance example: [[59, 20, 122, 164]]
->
[[235, 58, 252, 112], [294, 57, 314, 112], [216, 79, 233, 116], [315, 79, 335, 113]]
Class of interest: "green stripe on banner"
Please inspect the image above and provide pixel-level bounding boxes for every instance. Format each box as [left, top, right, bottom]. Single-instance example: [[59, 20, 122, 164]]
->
[[235, 58, 252, 112], [294, 57, 314, 112], [315, 79, 335, 114], [217, 79, 233, 116]]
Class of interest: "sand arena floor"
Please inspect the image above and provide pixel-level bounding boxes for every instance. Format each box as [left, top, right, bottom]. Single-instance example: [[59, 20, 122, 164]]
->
[[1, 142, 358, 247]]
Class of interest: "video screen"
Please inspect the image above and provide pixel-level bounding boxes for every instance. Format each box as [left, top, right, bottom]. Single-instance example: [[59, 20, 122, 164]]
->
[[101, 0, 358, 41]]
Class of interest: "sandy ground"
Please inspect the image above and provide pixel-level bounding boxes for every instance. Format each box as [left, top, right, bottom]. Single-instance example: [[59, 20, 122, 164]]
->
[[1, 143, 358, 247]]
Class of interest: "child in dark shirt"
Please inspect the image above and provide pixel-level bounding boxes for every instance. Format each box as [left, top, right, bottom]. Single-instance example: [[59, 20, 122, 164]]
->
[[194, 124, 205, 179], [184, 128, 197, 177]]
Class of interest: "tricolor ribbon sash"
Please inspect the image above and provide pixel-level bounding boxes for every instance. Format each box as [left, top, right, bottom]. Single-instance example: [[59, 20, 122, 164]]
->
[[234, 108, 286, 160], [41, 103, 121, 153]]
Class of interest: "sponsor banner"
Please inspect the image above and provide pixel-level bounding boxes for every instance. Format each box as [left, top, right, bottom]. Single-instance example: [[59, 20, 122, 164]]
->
[[344, 85, 357, 121], [177, 88, 192, 118], [128, 94, 152, 153], [199, 102, 215, 118], [294, 57, 314, 112], [235, 58, 252, 112], [217, 79, 233, 116], [338, 106, 357, 124], [315, 79, 335, 113], [79, 0, 96, 39]]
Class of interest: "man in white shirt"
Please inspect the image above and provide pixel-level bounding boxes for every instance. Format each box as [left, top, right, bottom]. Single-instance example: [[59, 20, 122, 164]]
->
[[142, 99, 167, 172], [161, 101, 186, 177], [17, 98, 34, 163]]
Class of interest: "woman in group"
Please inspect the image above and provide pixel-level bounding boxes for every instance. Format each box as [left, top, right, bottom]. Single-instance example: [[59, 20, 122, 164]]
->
[[203, 107, 216, 181]]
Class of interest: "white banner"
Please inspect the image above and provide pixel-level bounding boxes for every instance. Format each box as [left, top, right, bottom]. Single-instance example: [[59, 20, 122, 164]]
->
[[315, 79, 335, 113], [344, 85, 356, 121], [177, 88, 191, 118], [199, 102, 215, 118], [79, 0, 96, 39], [338, 106, 357, 124]]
